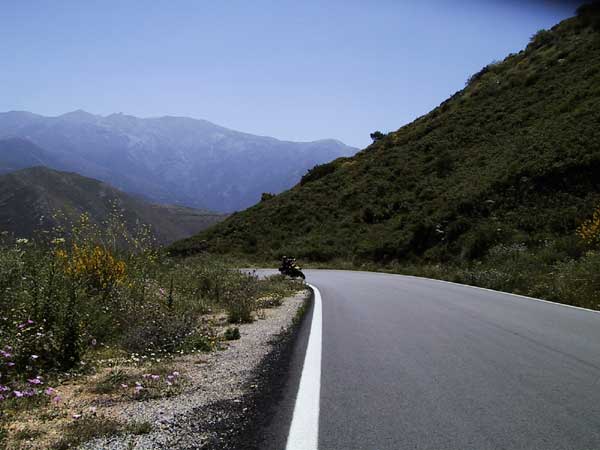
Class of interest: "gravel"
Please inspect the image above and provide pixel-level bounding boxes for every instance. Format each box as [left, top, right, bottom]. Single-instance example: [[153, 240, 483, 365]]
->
[[81, 289, 309, 450]]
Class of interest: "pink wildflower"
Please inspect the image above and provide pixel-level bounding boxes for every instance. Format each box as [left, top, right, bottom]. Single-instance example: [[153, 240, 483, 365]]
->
[[44, 387, 56, 395], [172, 371, 180, 377], [151, 375, 160, 381], [13, 390, 23, 398], [52, 395, 62, 404], [28, 378, 43, 385]]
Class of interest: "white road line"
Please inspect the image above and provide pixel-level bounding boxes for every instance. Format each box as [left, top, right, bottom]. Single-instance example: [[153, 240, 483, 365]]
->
[[286, 283, 323, 450], [397, 274, 600, 315]]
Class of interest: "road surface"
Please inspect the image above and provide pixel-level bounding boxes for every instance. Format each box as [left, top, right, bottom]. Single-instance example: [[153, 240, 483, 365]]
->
[[257, 269, 600, 450]]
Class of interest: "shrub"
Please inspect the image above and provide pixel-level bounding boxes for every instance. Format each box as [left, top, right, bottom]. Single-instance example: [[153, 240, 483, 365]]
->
[[300, 162, 337, 185], [261, 192, 275, 202], [577, 205, 600, 247], [529, 29, 555, 49], [222, 273, 259, 323], [224, 327, 241, 341], [370, 131, 385, 141]]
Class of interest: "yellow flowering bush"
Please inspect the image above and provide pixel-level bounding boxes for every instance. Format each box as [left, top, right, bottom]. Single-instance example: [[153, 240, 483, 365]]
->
[[577, 206, 600, 247], [56, 244, 126, 292]]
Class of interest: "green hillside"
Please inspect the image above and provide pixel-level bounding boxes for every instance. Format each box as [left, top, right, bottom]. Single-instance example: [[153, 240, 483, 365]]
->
[[0, 166, 226, 243], [171, 6, 600, 307]]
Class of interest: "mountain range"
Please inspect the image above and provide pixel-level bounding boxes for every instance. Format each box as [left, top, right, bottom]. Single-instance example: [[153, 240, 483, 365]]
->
[[0, 166, 225, 243], [0, 111, 357, 212]]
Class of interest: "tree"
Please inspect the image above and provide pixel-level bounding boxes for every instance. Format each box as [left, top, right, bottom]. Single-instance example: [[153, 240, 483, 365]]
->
[[370, 131, 385, 142], [261, 192, 275, 202]]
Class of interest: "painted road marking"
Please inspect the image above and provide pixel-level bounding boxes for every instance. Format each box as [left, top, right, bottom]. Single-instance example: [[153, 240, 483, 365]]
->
[[286, 284, 323, 450]]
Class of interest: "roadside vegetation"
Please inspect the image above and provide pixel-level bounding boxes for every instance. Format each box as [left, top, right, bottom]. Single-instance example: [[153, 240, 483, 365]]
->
[[0, 211, 303, 448], [171, 5, 600, 310]]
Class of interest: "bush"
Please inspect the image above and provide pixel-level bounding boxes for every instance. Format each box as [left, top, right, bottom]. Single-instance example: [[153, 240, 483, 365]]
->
[[222, 273, 259, 323], [300, 162, 337, 185], [261, 192, 275, 202], [224, 327, 241, 341]]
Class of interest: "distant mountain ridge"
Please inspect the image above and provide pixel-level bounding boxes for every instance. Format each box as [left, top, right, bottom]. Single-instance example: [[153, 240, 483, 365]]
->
[[0, 137, 56, 175], [0, 166, 225, 243], [0, 111, 357, 212]]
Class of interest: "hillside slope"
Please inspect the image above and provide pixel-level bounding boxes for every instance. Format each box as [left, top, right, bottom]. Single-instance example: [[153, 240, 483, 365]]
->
[[172, 7, 600, 265], [0, 137, 57, 175], [0, 167, 225, 243], [0, 111, 356, 212]]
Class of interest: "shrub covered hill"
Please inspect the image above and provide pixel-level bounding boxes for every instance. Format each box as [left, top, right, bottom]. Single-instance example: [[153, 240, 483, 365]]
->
[[172, 7, 600, 270], [0, 167, 225, 243]]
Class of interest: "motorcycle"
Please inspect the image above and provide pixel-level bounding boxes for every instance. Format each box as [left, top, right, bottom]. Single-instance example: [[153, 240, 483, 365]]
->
[[279, 260, 306, 280]]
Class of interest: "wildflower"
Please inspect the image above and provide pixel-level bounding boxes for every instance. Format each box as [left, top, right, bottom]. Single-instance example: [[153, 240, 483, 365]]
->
[[52, 395, 62, 404], [120, 384, 128, 389], [13, 390, 24, 398], [151, 375, 160, 381], [18, 320, 32, 329], [0, 394, 5, 401], [44, 387, 56, 395], [7, 362, 15, 367], [167, 375, 174, 380], [27, 378, 43, 385], [0, 385, 9, 392], [72, 414, 82, 420], [172, 371, 180, 377]]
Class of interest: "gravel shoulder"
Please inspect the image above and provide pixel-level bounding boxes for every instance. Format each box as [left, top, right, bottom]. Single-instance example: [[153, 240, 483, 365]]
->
[[82, 288, 310, 450]]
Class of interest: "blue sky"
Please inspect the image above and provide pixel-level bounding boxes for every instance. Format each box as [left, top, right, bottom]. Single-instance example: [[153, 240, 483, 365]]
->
[[1, 0, 582, 148]]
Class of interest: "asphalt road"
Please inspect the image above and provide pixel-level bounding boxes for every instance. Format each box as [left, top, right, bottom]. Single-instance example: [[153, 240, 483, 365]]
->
[[257, 269, 600, 450]]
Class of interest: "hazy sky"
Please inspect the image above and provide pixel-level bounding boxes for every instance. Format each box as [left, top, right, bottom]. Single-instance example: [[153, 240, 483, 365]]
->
[[1, 0, 583, 148]]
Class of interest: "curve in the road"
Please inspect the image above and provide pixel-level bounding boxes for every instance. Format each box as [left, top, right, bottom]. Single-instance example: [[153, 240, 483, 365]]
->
[[258, 269, 600, 450]]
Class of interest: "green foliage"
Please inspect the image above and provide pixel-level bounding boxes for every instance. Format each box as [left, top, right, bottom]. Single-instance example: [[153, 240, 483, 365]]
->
[[370, 131, 385, 141], [172, 11, 600, 310], [51, 416, 152, 450], [0, 212, 303, 391], [261, 192, 276, 202], [224, 327, 241, 341], [300, 161, 338, 185]]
